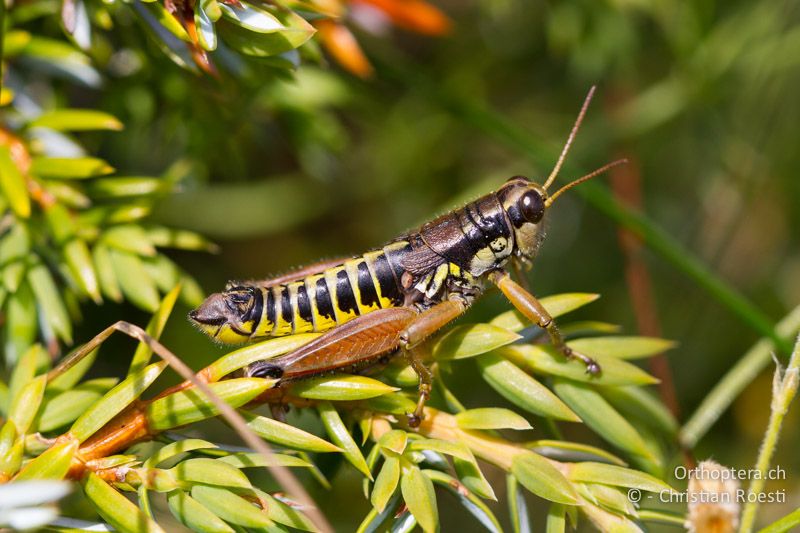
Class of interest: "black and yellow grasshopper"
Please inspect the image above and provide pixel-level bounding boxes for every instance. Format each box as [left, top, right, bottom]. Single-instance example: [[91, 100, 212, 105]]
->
[[189, 87, 624, 426]]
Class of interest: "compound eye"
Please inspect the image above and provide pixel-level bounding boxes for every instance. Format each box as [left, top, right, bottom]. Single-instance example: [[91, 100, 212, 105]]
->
[[520, 191, 545, 223]]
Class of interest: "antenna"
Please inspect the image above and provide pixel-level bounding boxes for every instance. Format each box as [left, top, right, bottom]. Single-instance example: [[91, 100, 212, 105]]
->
[[545, 159, 628, 207], [542, 85, 596, 191]]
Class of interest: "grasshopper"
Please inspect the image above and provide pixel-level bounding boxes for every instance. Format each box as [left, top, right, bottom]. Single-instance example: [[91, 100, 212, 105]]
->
[[190, 87, 624, 426]]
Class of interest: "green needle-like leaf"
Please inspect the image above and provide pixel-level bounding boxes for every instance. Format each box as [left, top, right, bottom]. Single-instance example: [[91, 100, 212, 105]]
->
[[318, 401, 372, 478], [581, 500, 644, 532], [455, 407, 533, 430], [14, 437, 78, 480], [602, 385, 679, 436], [425, 469, 502, 533], [292, 374, 398, 400], [195, 2, 218, 51], [4, 284, 38, 365], [90, 177, 165, 198], [141, 2, 191, 41], [3, 261, 26, 293], [219, 2, 284, 33], [567, 462, 673, 493], [257, 490, 316, 532], [408, 438, 473, 462], [362, 393, 418, 415], [552, 379, 657, 463], [205, 333, 320, 380], [64, 239, 101, 303], [546, 503, 566, 533], [46, 347, 99, 393], [30, 156, 114, 178], [433, 323, 521, 360], [454, 456, 497, 501], [0, 146, 31, 218], [8, 344, 46, 408], [28, 264, 72, 344], [0, 383, 7, 418], [102, 225, 157, 256], [92, 244, 123, 303], [171, 458, 252, 489], [581, 483, 637, 516], [490, 293, 600, 332], [400, 465, 438, 533], [145, 439, 218, 468], [38, 377, 118, 432], [9, 375, 46, 435], [167, 490, 235, 533], [83, 472, 165, 533], [477, 353, 580, 421], [507, 474, 530, 533], [510, 451, 579, 505], [502, 345, 659, 386], [637, 509, 690, 527], [109, 249, 160, 312], [0, 223, 31, 265], [527, 440, 626, 466], [217, 452, 312, 469], [0, 426, 23, 478], [755, 507, 800, 533], [145, 226, 219, 252], [147, 378, 273, 431], [29, 109, 123, 131], [71, 361, 167, 442], [241, 411, 340, 452], [371, 455, 400, 512], [191, 485, 274, 528], [378, 429, 408, 455], [129, 284, 182, 373], [567, 336, 677, 360], [382, 362, 419, 387]]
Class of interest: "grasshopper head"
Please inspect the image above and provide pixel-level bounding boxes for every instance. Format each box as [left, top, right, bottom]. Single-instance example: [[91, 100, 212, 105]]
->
[[497, 176, 548, 265], [497, 87, 627, 266], [189, 286, 260, 344]]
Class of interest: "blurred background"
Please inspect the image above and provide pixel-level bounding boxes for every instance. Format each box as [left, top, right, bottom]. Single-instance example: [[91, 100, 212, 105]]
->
[[4, 0, 800, 529]]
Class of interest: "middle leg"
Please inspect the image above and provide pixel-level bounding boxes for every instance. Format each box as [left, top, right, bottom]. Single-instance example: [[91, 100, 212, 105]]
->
[[399, 299, 467, 426]]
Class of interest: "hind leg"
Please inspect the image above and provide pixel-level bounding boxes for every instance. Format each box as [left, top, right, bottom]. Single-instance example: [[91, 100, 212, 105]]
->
[[248, 301, 467, 427]]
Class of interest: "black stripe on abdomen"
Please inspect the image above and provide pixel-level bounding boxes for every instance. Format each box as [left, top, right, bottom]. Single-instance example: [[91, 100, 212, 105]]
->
[[371, 251, 404, 306], [246, 287, 263, 325], [356, 260, 381, 309], [265, 288, 276, 334], [335, 268, 359, 316], [296, 283, 313, 326], [315, 277, 336, 324], [280, 286, 293, 328]]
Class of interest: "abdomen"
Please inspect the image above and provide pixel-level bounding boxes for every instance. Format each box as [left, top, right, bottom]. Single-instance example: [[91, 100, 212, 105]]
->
[[250, 242, 409, 338]]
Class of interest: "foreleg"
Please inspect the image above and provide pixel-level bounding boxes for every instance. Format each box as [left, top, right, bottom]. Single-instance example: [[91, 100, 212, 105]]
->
[[489, 271, 600, 374]]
